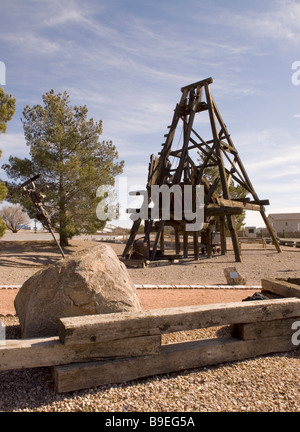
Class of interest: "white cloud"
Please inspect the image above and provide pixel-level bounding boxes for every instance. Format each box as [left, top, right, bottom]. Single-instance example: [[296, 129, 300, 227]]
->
[[4, 32, 61, 55], [0, 133, 28, 181], [43, 4, 91, 27], [0, 133, 27, 162], [212, 0, 300, 48], [246, 150, 300, 173]]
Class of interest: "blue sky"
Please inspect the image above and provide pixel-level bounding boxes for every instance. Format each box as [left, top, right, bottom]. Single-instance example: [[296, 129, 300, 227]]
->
[[0, 0, 300, 228]]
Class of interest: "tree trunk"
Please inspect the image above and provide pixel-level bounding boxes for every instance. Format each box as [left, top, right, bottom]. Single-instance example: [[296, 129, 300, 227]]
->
[[59, 166, 69, 248], [58, 206, 69, 248], [59, 234, 69, 248]]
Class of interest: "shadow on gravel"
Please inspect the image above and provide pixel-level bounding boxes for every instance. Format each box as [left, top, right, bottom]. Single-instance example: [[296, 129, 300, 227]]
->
[[0, 241, 71, 268]]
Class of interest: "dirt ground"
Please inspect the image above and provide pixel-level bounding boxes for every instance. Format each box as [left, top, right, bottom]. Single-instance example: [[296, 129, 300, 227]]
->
[[1, 237, 299, 315]]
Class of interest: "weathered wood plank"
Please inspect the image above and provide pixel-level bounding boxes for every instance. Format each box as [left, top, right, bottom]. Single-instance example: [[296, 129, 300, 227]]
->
[[53, 334, 296, 393], [230, 317, 298, 340], [217, 198, 261, 212], [58, 298, 300, 346], [261, 278, 300, 298], [181, 77, 213, 92], [205, 204, 244, 216], [0, 334, 161, 371]]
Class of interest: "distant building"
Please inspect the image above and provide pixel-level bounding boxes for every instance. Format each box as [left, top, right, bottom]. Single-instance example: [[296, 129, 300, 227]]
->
[[244, 226, 257, 238], [256, 227, 269, 237], [268, 213, 300, 235]]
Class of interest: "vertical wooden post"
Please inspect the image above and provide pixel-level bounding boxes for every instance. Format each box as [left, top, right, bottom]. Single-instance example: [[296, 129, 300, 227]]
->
[[206, 227, 212, 258], [226, 216, 242, 262], [122, 219, 141, 257], [259, 210, 281, 253], [151, 220, 165, 260], [144, 219, 153, 242], [193, 231, 199, 260], [160, 229, 165, 255], [183, 233, 189, 258], [175, 228, 181, 255]]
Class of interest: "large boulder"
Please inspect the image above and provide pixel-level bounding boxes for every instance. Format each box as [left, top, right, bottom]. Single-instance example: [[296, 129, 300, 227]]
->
[[15, 243, 142, 338]]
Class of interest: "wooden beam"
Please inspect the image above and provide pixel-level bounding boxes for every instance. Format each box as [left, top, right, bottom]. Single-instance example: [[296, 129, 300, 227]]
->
[[260, 210, 282, 253], [0, 334, 162, 372], [204, 83, 242, 262], [217, 198, 262, 212], [201, 176, 220, 203], [261, 278, 300, 298], [230, 317, 298, 341], [181, 77, 213, 92], [122, 219, 142, 257], [205, 205, 243, 216], [183, 232, 188, 258], [206, 226, 212, 258], [156, 103, 182, 185], [53, 334, 295, 393], [151, 220, 165, 260], [173, 110, 196, 184], [193, 231, 199, 260], [197, 144, 218, 184], [232, 197, 251, 203], [220, 140, 238, 155], [205, 178, 220, 204], [58, 298, 300, 346], [174, 228, 180, 254], [250, 199, 270, 206], [224, 168, 254, 195]]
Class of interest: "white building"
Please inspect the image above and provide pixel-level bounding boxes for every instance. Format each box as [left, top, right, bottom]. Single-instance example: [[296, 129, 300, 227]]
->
[[268, 213, 300, 235]]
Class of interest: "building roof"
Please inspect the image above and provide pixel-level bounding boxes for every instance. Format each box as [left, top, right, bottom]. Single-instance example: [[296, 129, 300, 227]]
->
[[268, 213, 300, 221]]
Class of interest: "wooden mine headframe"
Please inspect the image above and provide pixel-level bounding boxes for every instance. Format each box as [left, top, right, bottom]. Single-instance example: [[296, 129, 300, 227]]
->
[[122, 77, 281, 262]]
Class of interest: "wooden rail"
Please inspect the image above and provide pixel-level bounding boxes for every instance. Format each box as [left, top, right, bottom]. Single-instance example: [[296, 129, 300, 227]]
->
[[58, 298, 300, 345]]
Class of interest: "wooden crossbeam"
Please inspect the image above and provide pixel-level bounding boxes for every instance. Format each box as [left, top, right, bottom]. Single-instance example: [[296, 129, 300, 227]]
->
[[230, 317, 297, 341], [0, 334, 161, 371], [53, 334, 296, 393], [181, 77, 213, 91], [217, 198, 262, 212], [58, 298, 300, 346], [261, 278, 300, 298]]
